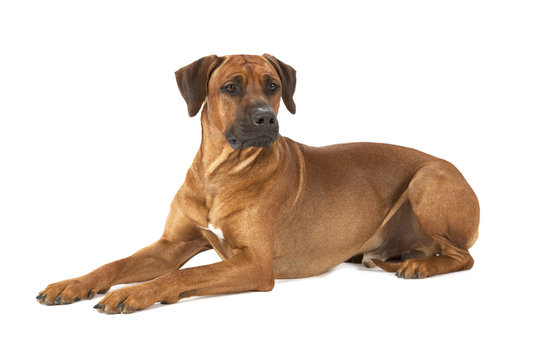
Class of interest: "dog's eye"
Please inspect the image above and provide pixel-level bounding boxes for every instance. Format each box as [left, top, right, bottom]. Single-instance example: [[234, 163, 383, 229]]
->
[[224, 84, 238, 94], [268, 82, 279, 93]]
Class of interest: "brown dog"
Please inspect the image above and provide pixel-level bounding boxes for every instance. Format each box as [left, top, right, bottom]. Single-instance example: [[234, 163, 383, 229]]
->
[[37, 54, 480, 314]]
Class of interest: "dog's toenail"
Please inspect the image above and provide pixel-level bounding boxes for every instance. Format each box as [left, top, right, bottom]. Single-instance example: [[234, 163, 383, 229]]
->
[[54, 296, 62, 304], [116, 304, 125, 312], [88, 290, 95, 299]]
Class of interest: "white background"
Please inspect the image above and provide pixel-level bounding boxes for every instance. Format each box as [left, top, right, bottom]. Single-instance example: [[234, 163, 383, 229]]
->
[[1, 0, 539, 359]]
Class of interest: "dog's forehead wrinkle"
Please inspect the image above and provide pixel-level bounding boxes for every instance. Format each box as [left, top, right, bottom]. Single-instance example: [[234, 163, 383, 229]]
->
[[241, 54, 265, 66], [241, 55, 252, 70], [224, 55, 274, 73]]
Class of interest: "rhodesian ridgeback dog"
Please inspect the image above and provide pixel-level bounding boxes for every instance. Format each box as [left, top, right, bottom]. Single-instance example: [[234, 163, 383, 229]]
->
[[37, 54, 480, 314]]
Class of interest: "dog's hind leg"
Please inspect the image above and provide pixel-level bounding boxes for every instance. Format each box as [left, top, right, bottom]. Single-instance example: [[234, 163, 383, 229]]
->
[[373, 161, 479, 279]]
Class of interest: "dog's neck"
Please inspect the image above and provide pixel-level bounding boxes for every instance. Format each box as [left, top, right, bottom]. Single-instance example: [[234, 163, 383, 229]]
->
[[178, 106, 302, 226], [182, 106, 288, 225]]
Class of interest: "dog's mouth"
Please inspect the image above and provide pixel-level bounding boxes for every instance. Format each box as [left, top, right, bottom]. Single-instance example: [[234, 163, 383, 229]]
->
[[225, 125, 278, 150], [228, 135, 275, 150]]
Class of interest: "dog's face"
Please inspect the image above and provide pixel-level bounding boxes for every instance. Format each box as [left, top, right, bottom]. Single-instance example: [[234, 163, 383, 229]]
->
[[210, 56, 282, 149], [175, 54, 296, 150]]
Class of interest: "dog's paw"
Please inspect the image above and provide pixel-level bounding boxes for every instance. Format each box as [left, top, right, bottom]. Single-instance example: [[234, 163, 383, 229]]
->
[[37, 277, 109, 305], [93, 282, 178, 314], [395, 259, 435, 279]]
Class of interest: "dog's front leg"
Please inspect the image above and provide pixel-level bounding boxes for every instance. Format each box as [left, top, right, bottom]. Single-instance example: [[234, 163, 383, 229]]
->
[[94, 247, 274, 314], [37, 210, 210, 306]]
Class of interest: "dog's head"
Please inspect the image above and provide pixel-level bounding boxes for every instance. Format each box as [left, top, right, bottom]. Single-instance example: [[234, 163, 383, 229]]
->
[[175, 54, 296, 150]]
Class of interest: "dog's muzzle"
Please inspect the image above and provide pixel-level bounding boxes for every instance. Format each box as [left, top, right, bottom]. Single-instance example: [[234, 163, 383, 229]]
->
[[225, 107, 279, 150]]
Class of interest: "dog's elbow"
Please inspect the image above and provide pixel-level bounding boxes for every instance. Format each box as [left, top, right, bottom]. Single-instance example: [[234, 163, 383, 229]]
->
[[242, 252, 275, 292], [249, 263, 274, 292], [256, 273, 275, 292]]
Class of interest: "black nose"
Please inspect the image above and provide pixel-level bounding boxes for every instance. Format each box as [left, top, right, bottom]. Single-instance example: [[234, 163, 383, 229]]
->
[[252, 110, 277, 127]]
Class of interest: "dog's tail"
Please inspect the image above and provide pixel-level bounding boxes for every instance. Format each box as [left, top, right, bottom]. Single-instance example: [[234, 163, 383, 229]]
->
[[371, 259, 401, 272]]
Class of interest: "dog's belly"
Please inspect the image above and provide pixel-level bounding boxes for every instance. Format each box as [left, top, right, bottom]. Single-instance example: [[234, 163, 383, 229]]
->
[[271, 219, 382, 279], [271, 187, 386, 278], [272, 244, 361, 279]]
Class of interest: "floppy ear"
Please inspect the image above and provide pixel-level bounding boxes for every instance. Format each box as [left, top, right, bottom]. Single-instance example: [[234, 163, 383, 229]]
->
[[263, 54, 297, 114], [175, 55, 224, 117]]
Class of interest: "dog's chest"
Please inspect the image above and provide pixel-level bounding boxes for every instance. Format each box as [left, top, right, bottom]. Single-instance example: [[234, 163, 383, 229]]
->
[[202, 223, 224, 240], [200, 223, 234, 260]]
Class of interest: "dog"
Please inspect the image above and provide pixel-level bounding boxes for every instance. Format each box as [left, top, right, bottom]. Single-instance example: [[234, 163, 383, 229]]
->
[[37, 54, 480, 314]]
